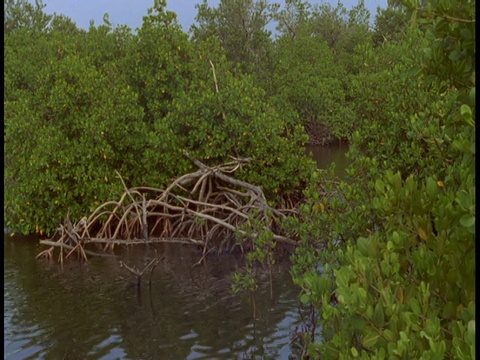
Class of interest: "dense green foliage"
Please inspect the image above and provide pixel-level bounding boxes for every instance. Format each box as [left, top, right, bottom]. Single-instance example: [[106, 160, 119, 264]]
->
[[4, 7, 147, 234], [271, 28, 353, 140], [4, 0, 475, 358], [267, 1, 370, 140], [285, 0, 475, 358], [4, 0, 314, 235], [153, 46, 311, 199]]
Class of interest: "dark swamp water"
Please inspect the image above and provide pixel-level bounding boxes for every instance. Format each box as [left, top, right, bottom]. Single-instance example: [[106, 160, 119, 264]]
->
[[4, 143, 349, 360], [306, 141, 350, 178]]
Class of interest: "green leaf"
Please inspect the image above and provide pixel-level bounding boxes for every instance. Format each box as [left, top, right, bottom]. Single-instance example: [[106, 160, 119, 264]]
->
[[468, 87, 475, 104], [383, 329, 395, 343], [449, 50, 462, 61], [362, 331, 380, 348], [406, 65, 422, 77], [443, 302, 453, 318], [467, 320, 475, 334], [460, 104, 472, 117], [460, 28, 472, 40], [405, 175, 416, 194], [335, 267, 353, 288], [391, 231, 401, 245], [373, 303, 385, 327], [351, 347, 359, 357], [456, 190, 472, 209], [410, 298, 421, 316], [425, 318, 440, 337], [300, 293, 311, 304], [375, 179, 385, 194], [426, 177, 438, 198], [453, 139, 471, 152], [357, 237, 370, 257], [466, 320, 475, 345], [350, 315, 367, 330], [460, 214, 475, 228], [387, 241, 394, 251]]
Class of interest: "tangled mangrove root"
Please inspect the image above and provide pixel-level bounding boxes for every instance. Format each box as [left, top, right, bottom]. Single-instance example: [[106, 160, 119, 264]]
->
[[37, 151, 299, 262]]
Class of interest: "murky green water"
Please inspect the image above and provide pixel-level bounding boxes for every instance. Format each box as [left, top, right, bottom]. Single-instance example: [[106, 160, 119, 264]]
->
[[4, 144, 348, 359], [4, 234, 317, 359], [306, 141, 350, 178]]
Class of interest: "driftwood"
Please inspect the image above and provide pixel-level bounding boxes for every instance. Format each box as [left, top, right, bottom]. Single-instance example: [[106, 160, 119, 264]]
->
[[37, 151, 299, 262]]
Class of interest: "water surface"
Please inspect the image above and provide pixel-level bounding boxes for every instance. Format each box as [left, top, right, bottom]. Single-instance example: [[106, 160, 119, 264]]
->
[[306, 141, 350, 178], [4, 234, 315, 359]]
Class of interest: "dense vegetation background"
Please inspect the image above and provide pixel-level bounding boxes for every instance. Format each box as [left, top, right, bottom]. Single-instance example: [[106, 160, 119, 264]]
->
[[4, 0, 474, 358]]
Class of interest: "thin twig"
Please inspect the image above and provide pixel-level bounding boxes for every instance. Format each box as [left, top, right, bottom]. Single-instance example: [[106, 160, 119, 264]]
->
[[209, 60, 219, 93]]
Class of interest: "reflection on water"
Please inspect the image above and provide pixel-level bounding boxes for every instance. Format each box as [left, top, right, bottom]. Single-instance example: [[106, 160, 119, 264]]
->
[[4, 233, 315, 359]]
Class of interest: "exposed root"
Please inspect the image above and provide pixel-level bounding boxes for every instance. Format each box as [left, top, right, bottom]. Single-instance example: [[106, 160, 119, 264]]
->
[[37, 152, 301, 262]]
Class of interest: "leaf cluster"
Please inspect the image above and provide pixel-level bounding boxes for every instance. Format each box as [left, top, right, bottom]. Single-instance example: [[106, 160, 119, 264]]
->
[[287, 0, 475, 358], [4, 0, 315, 235]]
